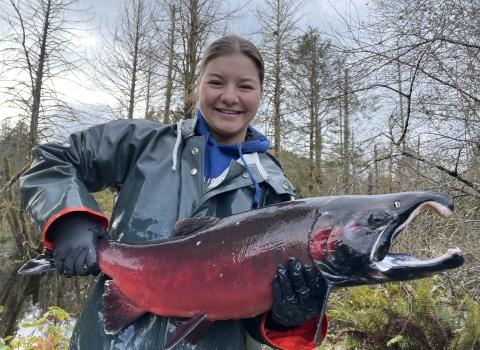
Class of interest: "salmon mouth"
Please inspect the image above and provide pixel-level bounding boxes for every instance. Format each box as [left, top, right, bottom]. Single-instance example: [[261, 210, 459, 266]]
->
[[309, 193, 464, 287], [370, 248, 464, 281], [369, 200, 464, 281]]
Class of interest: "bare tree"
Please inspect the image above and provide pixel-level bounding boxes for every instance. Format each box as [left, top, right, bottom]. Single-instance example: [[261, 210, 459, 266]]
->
[[159, 1, 177, 124], [0, 0, 92, 158], [287, 27, 338, 195], [147, 0, 246, 121], [325, 0, 480, 301], [255, 0, 306, 158], [90, 0, 159, 119], [331, 0, 480, 198], [0, 122, 46, 338], [174, 0, 246, 119]]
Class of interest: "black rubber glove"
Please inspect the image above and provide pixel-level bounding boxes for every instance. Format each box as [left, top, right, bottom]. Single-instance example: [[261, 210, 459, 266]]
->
[[53, 217, 109, 277], [268, 257, 321, 328]]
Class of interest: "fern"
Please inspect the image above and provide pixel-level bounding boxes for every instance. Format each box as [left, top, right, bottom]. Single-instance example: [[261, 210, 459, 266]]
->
[[449, 296, 480, 350], [325, 278, 460, 349]]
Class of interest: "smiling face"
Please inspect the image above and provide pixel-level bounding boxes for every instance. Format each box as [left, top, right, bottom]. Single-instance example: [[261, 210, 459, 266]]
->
[[197, 53, 262, 144]]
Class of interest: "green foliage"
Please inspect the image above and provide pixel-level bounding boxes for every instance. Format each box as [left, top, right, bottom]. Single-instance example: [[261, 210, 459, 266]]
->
[[324, 277, 459, 349], [0, 306, 73, 350], [449, 296, 480, 349], [92, 189, 115, 219]]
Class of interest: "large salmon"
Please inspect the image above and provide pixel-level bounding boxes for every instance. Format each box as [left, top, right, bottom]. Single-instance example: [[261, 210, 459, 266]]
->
[[19, 192, 465, 348]]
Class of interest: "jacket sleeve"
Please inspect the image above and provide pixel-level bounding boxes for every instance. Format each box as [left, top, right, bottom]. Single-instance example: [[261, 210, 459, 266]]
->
[[20, 119, 172, 249], [244, 313, 328, 350]]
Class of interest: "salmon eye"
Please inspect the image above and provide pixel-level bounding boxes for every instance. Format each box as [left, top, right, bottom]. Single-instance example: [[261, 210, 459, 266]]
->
[[369, 213, 387, 226]]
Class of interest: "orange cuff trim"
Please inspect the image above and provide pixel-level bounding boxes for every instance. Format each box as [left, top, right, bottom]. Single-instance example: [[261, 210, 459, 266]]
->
[[261, 313, 328, 350], [42, 207, 109, 251]]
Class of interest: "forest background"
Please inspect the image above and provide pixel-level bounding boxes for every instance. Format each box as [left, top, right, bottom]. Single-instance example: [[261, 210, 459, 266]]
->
[[0, 0, 479, 348]]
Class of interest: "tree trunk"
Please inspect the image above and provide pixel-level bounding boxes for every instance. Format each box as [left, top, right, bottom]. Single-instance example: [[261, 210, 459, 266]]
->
[[0, 265, 42, 338], [2, 155, 26, 258], [127, 0, 143, 119], [308, 102, 314, 193], [315, 118, 323, 188], [183, 0, 198, 119], [273, 23, 282, 158], [164, 4, 176, 124], [28, 0, 52, 157], [397, 56, 405, 191], [144, 67, 152, 120], [374, 143, 379, 194], [342, 69, 350, 192], [388, 118, 393, 193]]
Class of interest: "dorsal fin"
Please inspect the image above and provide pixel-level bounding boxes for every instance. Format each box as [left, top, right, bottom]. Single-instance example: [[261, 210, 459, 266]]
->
[[174, 217, 220, 237]]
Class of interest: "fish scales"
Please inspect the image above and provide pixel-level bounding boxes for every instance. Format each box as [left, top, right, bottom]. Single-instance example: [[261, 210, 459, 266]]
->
[[98, 202, 318, 320]]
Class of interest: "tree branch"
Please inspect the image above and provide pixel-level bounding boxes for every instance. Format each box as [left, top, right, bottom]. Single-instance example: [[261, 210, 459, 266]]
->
[[401, 150, 480, 195], [0, 158, 33, 197]]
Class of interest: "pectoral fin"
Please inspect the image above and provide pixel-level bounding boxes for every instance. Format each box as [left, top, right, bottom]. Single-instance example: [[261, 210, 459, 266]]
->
[[103, 279, 147, 334], [165, 314, 213, 350], [315, 278, 332, 346]]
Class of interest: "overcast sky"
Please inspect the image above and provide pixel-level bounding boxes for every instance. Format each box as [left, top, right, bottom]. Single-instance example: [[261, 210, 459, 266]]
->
[[0, 0, 367, 127], [79, 0, 367, 36]]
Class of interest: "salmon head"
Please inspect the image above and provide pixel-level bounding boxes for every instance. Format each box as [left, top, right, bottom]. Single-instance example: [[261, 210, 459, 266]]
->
[[307, 191, 464, 287]]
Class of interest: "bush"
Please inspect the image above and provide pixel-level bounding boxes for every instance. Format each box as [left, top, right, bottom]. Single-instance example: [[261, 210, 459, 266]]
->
[[0, 306, 73, 350]]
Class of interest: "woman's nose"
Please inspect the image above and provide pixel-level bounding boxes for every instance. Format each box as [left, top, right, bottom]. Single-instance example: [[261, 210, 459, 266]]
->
[[221, 85, 239, 104]]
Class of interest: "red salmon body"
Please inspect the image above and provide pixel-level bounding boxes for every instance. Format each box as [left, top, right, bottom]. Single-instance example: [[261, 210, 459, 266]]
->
[[98, 201, 318, 320]]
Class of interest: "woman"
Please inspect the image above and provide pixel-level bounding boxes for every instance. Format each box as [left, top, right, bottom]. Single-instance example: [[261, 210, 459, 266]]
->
[[20, 35, 327, 349]]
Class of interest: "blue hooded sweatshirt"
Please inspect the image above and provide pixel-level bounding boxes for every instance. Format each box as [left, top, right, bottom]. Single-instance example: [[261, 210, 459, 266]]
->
[[194, 109, 270, 205]]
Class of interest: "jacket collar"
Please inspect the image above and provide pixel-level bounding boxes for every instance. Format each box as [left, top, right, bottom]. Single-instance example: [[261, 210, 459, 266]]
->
[[181, 117, 198, 140]]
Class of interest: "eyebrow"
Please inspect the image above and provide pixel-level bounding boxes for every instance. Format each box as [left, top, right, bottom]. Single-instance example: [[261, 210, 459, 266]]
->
[[206, 73, 258, 84]]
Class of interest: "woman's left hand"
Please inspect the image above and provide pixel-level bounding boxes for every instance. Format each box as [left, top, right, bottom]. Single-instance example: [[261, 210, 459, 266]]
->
[[269, 257, 321, 327]]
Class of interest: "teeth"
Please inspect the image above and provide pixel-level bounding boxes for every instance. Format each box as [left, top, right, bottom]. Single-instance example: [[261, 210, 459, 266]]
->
[[392, 201, 452, 239], [370, 201, 453, 263], [217, 109, 240, 114]]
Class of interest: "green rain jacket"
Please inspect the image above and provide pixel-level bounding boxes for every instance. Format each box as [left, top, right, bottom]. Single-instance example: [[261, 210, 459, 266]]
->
[[20, 117, 297, 350]]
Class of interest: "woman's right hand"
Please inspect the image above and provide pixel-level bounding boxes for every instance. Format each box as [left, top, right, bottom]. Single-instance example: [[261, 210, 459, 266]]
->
[[53, 217, 109, 277]]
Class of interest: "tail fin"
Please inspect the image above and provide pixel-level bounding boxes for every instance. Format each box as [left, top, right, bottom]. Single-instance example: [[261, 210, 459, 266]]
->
[[18, 249, 57, 275]]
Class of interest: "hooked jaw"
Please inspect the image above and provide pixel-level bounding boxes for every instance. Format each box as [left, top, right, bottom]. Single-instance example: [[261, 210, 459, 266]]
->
[[311, 193, 464, 287], [371, 200, 454, 262], [371, 248, 464, 281], [369, 199, 464, 282]]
